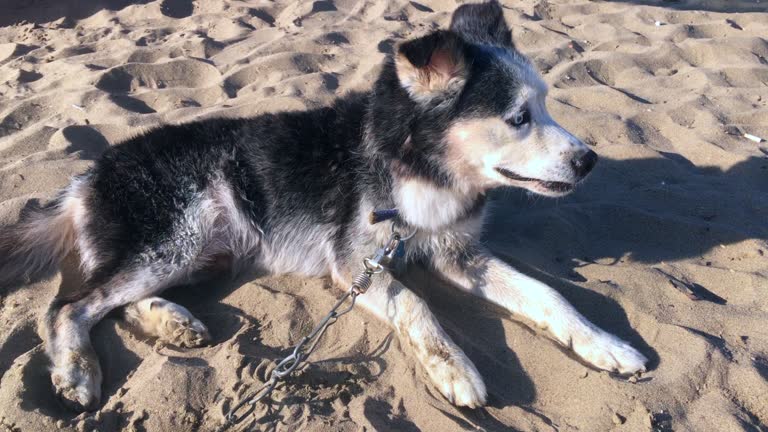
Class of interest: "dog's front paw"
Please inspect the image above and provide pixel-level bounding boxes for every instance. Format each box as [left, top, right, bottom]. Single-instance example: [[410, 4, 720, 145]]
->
[[423, 350, 487, 408], [574, 331, 647, 374], [51, 350, 102, 412], [159, 311, 211, 348]]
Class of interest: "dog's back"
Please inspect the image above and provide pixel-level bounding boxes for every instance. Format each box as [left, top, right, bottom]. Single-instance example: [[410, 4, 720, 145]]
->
[[0, 97, 372, 293]]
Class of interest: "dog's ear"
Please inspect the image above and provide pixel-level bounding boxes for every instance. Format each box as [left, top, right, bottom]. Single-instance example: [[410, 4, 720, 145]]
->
[[449, 0, 513, 48], [395, 30, 468, 103]]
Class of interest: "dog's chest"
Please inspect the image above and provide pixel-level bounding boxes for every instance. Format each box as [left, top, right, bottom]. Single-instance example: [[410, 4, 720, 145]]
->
[[393, 178, 485, 232]]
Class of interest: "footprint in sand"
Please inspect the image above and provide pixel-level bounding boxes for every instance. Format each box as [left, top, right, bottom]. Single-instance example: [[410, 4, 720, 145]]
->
[[126, 49, 170, 64], [0, 96, 57, 139], [17, 70, 43, 83], [249, 8, 276, 27], [47, 125, 110, 160], [96, 58, 221, 93], [160, 0, 194, 19], [317, 31, 350, 46], [223, 52, 328, 98], [108, 95, 158, 114], [556, 59, 618, 88]]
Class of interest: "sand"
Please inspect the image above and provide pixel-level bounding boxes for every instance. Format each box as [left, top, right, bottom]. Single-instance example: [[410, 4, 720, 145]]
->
[[0, 0, 766, 431]]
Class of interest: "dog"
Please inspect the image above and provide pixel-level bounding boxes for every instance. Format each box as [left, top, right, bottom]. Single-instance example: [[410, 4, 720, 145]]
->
[[0, 0, 647, 412]]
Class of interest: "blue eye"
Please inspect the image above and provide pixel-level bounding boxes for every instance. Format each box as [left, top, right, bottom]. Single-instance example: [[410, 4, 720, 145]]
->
[[507, 110, 530, 127]]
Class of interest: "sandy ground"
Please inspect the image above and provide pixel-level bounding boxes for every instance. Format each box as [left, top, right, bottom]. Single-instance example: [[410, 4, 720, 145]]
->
[[0, 0, 767, 431]]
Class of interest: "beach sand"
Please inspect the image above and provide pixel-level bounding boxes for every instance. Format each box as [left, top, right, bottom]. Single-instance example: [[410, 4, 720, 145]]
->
[[0, 0, 766, 430]]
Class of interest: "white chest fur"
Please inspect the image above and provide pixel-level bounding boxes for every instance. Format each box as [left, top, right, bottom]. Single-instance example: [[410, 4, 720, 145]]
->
[[393, 178, 483, 232]]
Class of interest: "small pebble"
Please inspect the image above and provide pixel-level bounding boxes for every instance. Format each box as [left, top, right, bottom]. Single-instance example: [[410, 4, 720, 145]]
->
[[580, 369, 589, 378], [612, 412, 625, 425], [628, 375, 638, 383]]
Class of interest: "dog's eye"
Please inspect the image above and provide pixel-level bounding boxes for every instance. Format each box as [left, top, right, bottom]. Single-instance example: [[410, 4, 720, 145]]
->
[[508, 110, 531, 127]]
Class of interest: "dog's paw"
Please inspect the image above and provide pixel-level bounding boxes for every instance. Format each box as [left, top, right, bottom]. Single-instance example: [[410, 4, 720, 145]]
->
[[574, 331, 647, 374], [51, 351, 102, 412], [159, 310, 211, 348], [424, 351, 487, 408]]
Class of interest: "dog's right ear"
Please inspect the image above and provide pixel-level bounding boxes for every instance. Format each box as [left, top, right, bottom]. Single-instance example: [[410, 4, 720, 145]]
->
[[395, 30, 468, 103], [449, 0, 513, 48]]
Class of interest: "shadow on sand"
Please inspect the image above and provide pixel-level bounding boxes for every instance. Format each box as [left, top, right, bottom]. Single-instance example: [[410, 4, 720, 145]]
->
[[0, 0, 194, 27], [602, 0, 768, 13]]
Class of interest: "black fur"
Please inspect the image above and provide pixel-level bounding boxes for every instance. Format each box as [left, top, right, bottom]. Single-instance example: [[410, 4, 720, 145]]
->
[[84, 98, 369, 281], [450, 0, 514, 48], [398, 30, 462, 69]]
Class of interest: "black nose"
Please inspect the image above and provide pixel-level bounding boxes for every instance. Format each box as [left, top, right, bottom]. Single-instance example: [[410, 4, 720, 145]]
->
[[571, 150, 598, 178]]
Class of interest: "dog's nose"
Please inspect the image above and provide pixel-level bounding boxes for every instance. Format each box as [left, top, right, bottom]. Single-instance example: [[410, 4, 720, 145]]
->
[[571, 150, 598, 178]]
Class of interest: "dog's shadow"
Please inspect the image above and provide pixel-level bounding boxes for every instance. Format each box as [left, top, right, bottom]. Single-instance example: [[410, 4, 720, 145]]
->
[[403, 263, 644, 432], [600, 0, 767, 13], [486, 154, 767, 275]]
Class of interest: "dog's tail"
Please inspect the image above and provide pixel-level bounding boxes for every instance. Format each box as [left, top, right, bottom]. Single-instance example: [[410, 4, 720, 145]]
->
[[0, 178, 87, 294]]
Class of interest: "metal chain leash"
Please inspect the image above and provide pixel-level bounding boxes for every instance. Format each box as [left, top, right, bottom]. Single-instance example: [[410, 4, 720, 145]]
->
[[224, 214, 414, 427]]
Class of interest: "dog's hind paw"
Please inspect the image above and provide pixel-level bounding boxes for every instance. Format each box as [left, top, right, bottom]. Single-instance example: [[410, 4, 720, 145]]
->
[[575, 331, 647, 375], [425, 351, 487, 408], [51, 350, 102, 412], [126, 298, 211, 348]]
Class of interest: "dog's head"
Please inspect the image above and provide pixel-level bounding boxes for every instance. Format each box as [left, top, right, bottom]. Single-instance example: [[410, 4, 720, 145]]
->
[[388, 1, 596, 197]]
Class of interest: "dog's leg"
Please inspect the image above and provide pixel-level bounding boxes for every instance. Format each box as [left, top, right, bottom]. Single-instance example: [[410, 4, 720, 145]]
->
[[333, 265, 486, 407], [123, 297, 211, 348], [433, 244, 647, 374], [44, 264, 193, 411]]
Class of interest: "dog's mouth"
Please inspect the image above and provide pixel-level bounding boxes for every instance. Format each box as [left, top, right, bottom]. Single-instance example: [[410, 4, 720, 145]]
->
[[494, 167, 575, 194]]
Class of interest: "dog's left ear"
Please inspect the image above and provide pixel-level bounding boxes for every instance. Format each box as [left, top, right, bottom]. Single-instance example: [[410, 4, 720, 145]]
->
[[395, 30, 468, 103], [449, 0, 513, 49]]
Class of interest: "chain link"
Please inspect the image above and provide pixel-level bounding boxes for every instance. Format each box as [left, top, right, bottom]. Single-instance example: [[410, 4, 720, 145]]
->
[[223, 228, 412, 427]]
